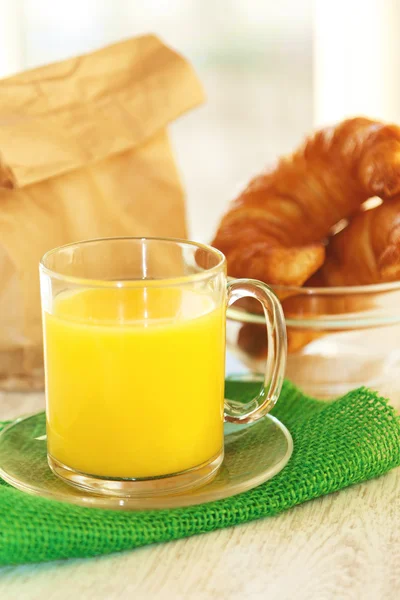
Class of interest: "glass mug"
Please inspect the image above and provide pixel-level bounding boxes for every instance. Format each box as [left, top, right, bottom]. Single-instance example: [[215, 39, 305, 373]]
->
[[40, 237, 287, 497]]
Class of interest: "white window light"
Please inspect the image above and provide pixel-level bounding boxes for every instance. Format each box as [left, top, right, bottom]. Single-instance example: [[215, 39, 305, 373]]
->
[[0, 0, 25, 78], [314, 0, 400, 126]]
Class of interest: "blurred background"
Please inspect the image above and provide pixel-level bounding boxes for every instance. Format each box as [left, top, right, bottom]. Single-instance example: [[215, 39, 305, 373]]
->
[[1, 0, 400, 241]]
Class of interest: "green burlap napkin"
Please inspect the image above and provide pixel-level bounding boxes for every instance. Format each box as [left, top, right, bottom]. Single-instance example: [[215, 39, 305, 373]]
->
[[0, 379, 399, 566]]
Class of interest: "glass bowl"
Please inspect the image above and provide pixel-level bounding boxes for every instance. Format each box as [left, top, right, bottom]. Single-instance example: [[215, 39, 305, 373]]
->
[[226, 281, 400, 401]]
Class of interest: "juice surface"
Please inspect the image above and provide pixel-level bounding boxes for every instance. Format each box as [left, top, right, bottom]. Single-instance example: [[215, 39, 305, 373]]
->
[[44, 287, 225, 478]]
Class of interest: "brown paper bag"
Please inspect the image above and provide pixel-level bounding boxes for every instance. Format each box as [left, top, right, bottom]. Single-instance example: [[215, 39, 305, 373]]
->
[[0, 35, 204, 390]]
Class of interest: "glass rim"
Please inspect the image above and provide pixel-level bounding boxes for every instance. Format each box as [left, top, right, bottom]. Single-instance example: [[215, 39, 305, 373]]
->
[[226, 277, 400, 328], [39, 236, 226, 287], [226, 305, 400, 328], [270, 280, 400, 296], [226, 276, 400, 297]]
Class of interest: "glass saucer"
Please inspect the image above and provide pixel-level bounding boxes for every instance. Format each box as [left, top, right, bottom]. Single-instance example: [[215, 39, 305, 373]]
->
[[0, 412, 293, 510]]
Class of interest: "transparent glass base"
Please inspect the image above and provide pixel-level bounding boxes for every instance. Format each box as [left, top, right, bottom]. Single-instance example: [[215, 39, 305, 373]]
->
[[47, 451, 224, 498], [0, 412, 292, 510]]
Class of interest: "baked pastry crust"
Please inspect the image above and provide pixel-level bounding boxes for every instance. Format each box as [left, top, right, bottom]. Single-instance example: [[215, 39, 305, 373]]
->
[[212, 117, 400, 287]]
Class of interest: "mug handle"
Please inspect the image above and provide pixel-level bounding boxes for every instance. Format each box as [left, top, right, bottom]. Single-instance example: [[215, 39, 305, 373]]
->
[[225, 279, 287, 424]]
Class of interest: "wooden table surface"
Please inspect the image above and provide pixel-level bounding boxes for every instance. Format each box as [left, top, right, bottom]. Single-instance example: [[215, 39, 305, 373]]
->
[[0, 357, 399, 600]]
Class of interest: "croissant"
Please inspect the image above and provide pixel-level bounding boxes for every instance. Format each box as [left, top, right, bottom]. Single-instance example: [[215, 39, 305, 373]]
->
[[311, 196, 400, 286], [238, 322, 321, 357], [212, 117, 400, 287]]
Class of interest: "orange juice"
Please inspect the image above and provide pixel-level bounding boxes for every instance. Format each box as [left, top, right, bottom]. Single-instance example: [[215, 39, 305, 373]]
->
[[44, 287, 225, 478]]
